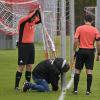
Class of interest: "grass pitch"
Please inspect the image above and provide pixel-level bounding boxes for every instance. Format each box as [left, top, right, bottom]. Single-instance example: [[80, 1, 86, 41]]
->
[[0, 41, 100, 100]]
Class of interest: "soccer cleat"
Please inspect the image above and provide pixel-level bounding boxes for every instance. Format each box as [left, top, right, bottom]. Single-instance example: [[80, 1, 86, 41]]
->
[[22, 82, 30, 92], [85, 91, 91, 95], [72, 90, 78, 95], [15, 87, 19, 91]]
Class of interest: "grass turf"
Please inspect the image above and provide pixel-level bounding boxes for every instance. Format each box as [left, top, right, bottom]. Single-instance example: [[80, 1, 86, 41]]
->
[[0, 41, 100, 100]]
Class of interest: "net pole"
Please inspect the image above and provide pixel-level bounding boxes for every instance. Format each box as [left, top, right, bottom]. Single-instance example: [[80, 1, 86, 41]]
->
[[60, 0, 67, 91], [58, 0, 67, 99], [69, 0, 75, 66], [66, 0, 75, 90]]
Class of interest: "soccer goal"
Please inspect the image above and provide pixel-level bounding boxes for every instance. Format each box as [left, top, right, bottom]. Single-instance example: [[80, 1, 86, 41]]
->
[[0, 0, 75, 95], [0, 0, 56, 54]]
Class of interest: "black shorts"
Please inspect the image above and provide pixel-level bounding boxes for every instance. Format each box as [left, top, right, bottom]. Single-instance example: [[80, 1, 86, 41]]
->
[[18, 43, 35, 65], [75, 48, 95, 70]]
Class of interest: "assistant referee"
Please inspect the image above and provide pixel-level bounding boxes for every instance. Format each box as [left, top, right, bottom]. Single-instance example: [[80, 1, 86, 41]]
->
[[73, 15, 100, 95]]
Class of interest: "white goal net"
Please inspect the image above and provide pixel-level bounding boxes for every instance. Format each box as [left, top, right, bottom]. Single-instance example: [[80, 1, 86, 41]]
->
[[0, 0, 40, 34]]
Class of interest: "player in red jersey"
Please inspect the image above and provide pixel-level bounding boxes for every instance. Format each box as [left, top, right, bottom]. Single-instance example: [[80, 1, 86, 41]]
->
[[15, 8, 41, 90]]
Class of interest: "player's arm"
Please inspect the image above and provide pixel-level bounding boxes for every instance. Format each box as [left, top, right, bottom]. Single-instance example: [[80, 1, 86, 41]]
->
[[34, 9, 41, 24], [74, 27, 80, 52], [96, 40, 100, 54], [50, 66, 60, 91], [51, 76, 59, 91], [19, 10, 36, 23], [19, 9, 40, 24], [28, 9, 41, 24], [74, 38, 79, 52], [95, 29, 100, 61], [96, 38, 100, 61]]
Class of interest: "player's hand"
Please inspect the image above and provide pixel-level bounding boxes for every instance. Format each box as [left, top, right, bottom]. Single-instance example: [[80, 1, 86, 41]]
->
[[29, 8, 39, 14], [96, 54, 100, 61], [39, 5, 41, 9], [35, 9, 40, 13]]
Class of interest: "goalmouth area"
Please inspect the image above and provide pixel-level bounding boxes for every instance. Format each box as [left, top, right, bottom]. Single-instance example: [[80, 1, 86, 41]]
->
[[0, 0, 100, 100]]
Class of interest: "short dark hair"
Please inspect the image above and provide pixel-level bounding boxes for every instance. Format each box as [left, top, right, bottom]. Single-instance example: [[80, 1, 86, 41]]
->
[[84, 15, 93, 22]]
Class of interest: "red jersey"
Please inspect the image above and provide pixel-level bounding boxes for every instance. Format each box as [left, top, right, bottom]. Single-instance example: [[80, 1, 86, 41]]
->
[[18, 12, 40, 43], [74, 24, 100, 49]]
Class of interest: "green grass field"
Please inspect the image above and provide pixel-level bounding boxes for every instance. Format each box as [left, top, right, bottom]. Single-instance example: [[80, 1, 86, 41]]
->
[[0, 39, 100, 100]]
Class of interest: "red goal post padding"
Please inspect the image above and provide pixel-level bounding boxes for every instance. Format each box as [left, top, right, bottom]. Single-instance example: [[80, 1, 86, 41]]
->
[[1, 0, 32, 3], [1, 0, 36, 3]]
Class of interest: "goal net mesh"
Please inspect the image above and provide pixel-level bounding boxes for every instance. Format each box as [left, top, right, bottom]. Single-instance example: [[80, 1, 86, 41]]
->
[[0, 0, 40, 34]]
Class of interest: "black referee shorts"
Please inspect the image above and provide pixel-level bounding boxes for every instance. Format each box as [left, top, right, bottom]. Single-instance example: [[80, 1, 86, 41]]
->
[[75, 48, 95, 70], [18, 43, 35, 65]]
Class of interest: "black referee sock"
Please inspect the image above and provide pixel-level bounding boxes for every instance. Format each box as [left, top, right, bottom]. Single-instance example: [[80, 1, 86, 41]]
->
[[87, 74, 92, 92], [15, 71, 22, 88], [25, 71, 31, 82], [74, 73, 80, 91]]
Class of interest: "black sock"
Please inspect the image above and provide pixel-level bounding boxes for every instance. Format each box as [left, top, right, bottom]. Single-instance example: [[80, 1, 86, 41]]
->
[[25, 71, 31, 82], [87, 74, 92, 92], [15, 71, 22, 88], [74, 73, 80, 91]]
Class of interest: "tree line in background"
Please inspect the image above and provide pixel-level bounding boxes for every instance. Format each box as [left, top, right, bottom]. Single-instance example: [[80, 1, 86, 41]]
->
[[57, 0, 96, 35], [75, 0, 96, 28]]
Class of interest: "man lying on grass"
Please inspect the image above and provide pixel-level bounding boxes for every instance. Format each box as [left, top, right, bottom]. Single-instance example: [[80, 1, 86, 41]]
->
[[22, 57, 69, 92]]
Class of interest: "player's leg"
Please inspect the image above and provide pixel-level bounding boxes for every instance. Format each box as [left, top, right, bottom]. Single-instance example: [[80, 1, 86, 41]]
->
[[31, 73, 49, 92], [86, 69, 93, 95], [34, 79, 50, 92], [15, 65, 25, 90], [73, 69, 81, 94], [85, 53, 95, 95], [15, 44, 27, 90], [31, 79, 50, 92], [22, 79, 50, 92], [73, 53, 84, 94], [25, 64, 32, 82], [25, 43, 35, 82]]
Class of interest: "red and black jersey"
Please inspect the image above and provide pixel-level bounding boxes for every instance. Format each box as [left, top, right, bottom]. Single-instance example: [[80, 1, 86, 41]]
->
[[18, 11, 41, 43]]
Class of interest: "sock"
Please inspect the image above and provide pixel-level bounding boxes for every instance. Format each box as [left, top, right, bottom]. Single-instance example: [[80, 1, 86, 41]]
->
[[25, 71, 31, 82], [15, 71, 22, 88], [74, 73, 80, 91], [87, 74, 92, 92]]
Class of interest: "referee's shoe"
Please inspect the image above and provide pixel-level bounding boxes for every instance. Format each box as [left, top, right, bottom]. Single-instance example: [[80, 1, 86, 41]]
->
[[86, 91, 91, 95]]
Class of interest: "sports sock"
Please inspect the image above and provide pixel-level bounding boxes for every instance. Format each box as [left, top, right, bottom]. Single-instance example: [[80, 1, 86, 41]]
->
[[15, 71, 22, 88], [87, 74, 92, 92], [25, 71, 31, 82], [74, 73, 80, 91]]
